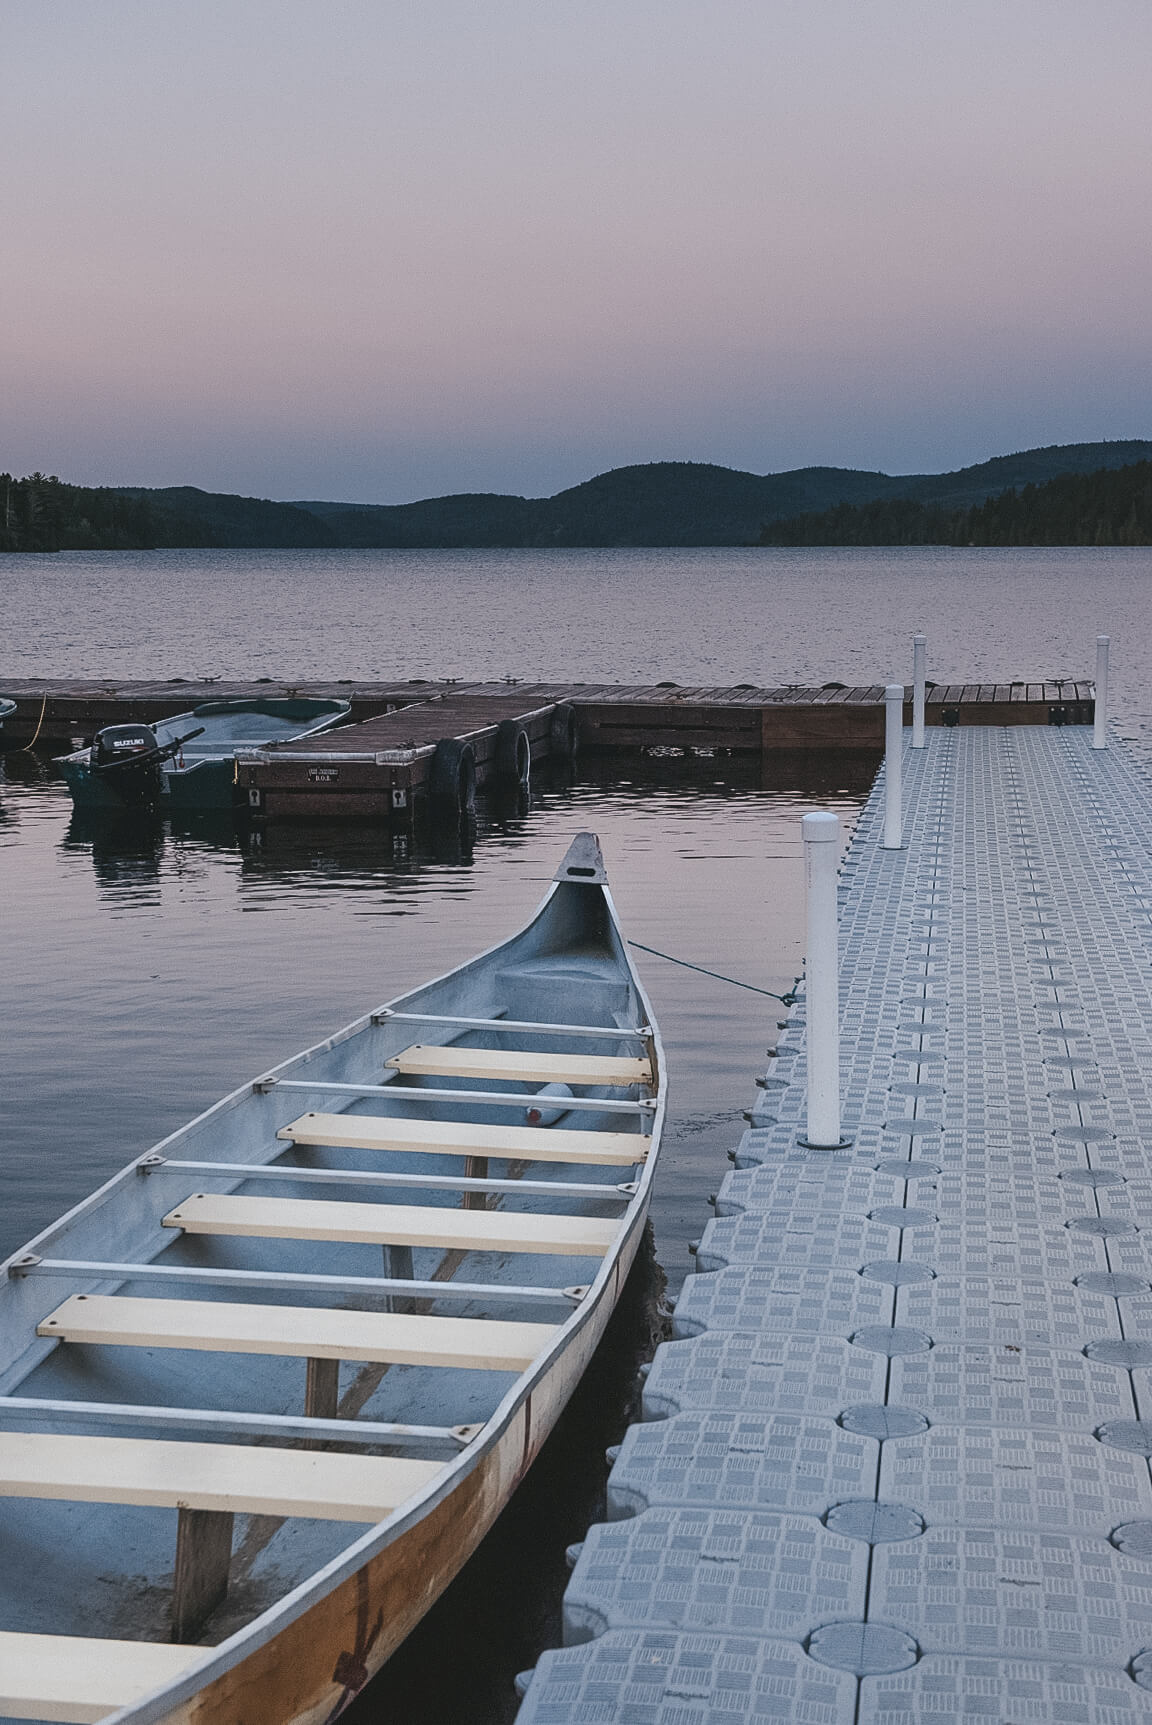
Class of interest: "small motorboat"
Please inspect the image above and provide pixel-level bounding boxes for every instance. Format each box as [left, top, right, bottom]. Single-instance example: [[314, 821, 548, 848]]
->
[[0, 832, 664, 1724], [0, 698, 16, 741], [55, 699, 352, 812]]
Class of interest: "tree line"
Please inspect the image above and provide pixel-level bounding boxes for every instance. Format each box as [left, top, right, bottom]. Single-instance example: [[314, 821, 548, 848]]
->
[[759, 460, 1152, 547], [7, 449, 1152, 552], [0, 473, 213, 552]]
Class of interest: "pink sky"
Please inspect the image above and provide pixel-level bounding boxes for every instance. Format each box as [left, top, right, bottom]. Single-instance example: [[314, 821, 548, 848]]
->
[[3, 0, 1151, 502]]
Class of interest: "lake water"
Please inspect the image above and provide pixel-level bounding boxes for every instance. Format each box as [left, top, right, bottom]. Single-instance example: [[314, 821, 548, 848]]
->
[[2, 544, 1151, 1719], [3, 544, 1152, 739]]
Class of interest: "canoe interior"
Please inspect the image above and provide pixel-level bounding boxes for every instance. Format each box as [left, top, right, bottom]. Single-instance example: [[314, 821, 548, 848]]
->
[[0, 835, 664, 1724]]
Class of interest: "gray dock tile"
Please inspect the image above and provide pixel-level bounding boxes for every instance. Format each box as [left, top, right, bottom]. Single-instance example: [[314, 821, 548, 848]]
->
[[908, 1218, 1106, 1279], [893, 1275, 1124, 1347], [562, 1509, 868, 1642], [880, 1426, 1152, 1531], [888, 1343, 1137, 1430], [695, 1209, 919, 1274], [868, 1528, 1152, 1661], [859, 1655, 1152, 1722], [714, 1157, 900, 1217], [515, 1631, 859, 1724], [670, 1265, 894, 1339], [641, 1332, 888, 1421], [606, 1412, 879, 1519]]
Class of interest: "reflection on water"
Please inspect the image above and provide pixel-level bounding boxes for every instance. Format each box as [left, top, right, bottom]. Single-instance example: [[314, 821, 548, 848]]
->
[[65, 811, 171, 893], [1, 744, 868, 1721], [2, 746, 869, 1274]]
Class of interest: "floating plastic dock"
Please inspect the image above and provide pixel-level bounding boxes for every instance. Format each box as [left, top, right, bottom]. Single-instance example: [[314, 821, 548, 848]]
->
[[515, 725, 1152, 1722]]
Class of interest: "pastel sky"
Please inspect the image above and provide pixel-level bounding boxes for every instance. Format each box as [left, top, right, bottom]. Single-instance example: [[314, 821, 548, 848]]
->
[[4, 0, 1151, 502]]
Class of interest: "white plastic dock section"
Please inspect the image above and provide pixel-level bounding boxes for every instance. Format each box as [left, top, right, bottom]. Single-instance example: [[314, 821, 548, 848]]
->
[[515, 726, 1152, 1723]]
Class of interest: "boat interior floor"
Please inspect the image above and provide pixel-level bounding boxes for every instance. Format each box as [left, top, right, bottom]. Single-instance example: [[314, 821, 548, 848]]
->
[[0, 894, 661, 1710]]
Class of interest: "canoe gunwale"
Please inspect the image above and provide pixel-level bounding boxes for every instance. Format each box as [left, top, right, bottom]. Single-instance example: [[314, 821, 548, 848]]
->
[[2, 845, 666, 1725]]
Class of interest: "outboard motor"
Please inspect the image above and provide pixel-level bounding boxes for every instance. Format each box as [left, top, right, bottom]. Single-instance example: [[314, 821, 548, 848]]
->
[[89, 724, 167, 806]]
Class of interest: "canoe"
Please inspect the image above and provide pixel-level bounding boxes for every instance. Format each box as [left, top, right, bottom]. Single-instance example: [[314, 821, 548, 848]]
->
[[55, 699, 352, 812], [0, 831, 665, 1724]]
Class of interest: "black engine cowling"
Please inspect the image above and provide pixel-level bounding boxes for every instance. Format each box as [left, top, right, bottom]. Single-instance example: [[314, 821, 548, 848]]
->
[[90, 724, 166, 804], [91, 724, 159, 767]]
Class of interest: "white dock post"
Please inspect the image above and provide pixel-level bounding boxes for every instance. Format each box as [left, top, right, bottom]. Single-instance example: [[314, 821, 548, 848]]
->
[[883, 683, 904, 849], [802, 811, 843, 1148], [1093, 634, 1110, 749], [912, 635, 926, 748]]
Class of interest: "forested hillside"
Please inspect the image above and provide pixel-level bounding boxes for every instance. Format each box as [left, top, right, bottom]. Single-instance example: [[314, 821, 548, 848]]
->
[[6, 442, 1152, 550], [0, 474, 332, 552], [0, 473, 213, 552], [759, 459, 1152, 547]]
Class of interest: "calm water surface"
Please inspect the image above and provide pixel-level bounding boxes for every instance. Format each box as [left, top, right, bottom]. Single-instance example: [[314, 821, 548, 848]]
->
[[3, 543, 1150, 1718], [2, 543, 1152, 738], [0, 751, 868, 1277]]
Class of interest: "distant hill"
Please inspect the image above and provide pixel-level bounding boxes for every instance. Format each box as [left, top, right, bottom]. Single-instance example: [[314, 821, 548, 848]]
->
[[296, 440, 1152, 546], [114, 486, 335, 548], [5, 440, 1152, 551], [760, 457, 1152, 547]]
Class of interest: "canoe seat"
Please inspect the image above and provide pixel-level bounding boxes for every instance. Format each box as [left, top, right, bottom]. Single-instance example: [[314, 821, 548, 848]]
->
[[161, 1192, 619, 1257], [0, 1428, 443, 1648], [277, 1111, 650, 1167], [0, 1429, 440, 1523], [0, 1628, 204, 1724], [39, 1293, 556, 1372], [385, 1044, 652, 1087]]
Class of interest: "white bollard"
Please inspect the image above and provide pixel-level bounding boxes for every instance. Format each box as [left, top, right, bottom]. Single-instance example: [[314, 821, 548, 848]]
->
[[1093, 634, 1109, 749], [802, 812, 843, 1148], [883, 683, 904, 848], [912, 635, 926, 748]]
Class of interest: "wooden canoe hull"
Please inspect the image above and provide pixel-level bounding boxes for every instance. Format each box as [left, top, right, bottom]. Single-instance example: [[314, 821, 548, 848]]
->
[[153, 1231, 636, 1725]]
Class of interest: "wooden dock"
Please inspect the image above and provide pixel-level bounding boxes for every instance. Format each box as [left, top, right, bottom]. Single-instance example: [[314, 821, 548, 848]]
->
[[0, 678, 1094, 820], [236, 692, 571, 821]]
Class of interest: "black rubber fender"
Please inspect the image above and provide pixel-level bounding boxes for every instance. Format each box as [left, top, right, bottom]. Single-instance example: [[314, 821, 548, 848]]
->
[[548, 701, 579, 761], [495, 719, 531, 783], [429, 737, 477, 810]]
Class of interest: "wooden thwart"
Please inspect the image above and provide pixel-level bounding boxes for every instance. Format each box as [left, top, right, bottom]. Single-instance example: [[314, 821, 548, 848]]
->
[[0, 1629, 203, 1724], [277, 1110, 650, 1167], [386, 1044, 652, 1086], [0, 1429, 441, 1521], [39, 1293, 558, 1371], [161, 1192, 619, 1256]]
